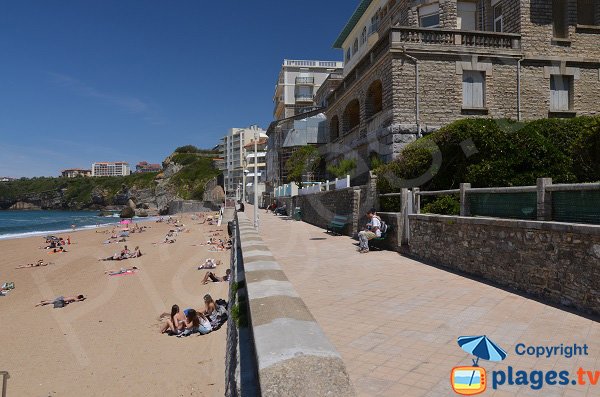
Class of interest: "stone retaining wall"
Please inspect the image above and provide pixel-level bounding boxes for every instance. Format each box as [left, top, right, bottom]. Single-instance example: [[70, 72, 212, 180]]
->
[[229, 212, 355, 396], [274, 175, 378, 237], [409, 214, 600, 316]]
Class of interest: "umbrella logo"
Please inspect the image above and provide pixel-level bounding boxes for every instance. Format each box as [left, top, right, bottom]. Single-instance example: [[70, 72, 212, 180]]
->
[[451, 335, 508, 395]]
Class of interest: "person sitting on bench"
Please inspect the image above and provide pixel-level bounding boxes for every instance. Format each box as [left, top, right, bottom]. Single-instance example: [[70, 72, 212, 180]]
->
[[358, 209, 381, 253]]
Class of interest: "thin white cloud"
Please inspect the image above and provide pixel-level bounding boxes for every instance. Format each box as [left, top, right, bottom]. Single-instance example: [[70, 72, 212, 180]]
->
[[47, 72, 165, 123]]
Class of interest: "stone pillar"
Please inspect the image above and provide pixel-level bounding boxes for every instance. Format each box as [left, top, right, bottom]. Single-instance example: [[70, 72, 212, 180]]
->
[[460, 183, 471, 217], [400, 188, 410, 246], [537, 178, 552, 221], [352, 188, 362, 237], [413, 188, 421, 214]]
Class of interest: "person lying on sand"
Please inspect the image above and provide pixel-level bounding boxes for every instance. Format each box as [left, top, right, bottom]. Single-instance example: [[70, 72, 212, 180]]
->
[[201, 269, 231, 285], [198, 258, 220, 270], [16, 259, 53, 269], [105, 266, 139, 276], [36, 294, 85, 307]]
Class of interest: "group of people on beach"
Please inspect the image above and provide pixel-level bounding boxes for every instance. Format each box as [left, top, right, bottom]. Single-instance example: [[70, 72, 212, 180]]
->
[[100, 245, 142, 261], [160, 294, 227, 337]]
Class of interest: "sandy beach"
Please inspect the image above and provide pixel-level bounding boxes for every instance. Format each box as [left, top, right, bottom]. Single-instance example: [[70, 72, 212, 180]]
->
[[0, 213, 230, 397]]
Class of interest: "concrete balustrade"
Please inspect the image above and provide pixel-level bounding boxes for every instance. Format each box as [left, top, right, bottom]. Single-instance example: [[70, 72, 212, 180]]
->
[[230, 212, 355, 396]]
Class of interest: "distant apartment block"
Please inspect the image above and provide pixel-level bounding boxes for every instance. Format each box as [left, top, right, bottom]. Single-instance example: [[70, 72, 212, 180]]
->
[[91, 162, 130, 177], [217, 125, 267, 196], [61, 168, 92, 178], [321, 0, 600, 182], [243, 137, 268, 204], [273, 59, 344, 120], [135, 161, 162, 173], [0, 177, 14, 182]]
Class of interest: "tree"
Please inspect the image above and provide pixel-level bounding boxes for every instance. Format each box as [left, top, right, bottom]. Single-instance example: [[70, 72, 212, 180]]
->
[[327, 158, 356, 178], [285, 146, 321, 187]]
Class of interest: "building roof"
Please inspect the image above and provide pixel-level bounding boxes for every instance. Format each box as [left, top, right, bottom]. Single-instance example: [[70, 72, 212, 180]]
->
[[93, 161, 129, 165], [333, 0, 374, 48], [243, 138, 268, 149]]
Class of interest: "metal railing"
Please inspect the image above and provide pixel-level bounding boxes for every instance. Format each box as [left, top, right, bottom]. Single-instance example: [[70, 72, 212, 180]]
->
[[380, 178, 600, 224], [298, 175, 351, 196]]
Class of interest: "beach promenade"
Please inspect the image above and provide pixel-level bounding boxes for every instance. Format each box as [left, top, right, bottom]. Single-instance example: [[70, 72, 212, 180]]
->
[[247, 206, 600, 397]]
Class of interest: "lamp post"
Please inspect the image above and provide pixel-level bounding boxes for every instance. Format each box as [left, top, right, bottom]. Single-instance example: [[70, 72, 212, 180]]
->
[[253, 132, 258, 230]]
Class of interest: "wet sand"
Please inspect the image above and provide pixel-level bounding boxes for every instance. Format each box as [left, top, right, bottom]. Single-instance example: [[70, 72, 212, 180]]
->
[[0, 214, 230, 396]]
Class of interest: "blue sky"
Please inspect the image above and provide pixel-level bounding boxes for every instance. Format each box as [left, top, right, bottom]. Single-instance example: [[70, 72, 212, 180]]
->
[[0, 1, 351, 177]]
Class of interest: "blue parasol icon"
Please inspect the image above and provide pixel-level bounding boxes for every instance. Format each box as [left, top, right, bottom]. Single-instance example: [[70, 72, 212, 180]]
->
[[457, 335, 508, 387]]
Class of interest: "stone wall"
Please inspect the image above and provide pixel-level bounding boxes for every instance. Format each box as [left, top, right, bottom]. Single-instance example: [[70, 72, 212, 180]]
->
[[228, 212, 355, 396], [409, 214, 600, 316], [276, 175, 379, 238]]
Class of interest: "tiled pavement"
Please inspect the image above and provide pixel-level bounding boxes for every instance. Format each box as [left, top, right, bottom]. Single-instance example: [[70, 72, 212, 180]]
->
[[247, 207, 600, 397]]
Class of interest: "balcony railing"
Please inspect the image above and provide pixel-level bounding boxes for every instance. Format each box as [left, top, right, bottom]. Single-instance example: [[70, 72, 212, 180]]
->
[[295, 76, 315, 85], [391, 27, 521, 50], [284, 60, 344, 68], [295, 93, 314, 102]]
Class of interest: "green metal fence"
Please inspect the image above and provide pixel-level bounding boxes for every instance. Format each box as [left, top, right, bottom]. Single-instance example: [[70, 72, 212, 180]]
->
[[552, 190, 600, 225], [469, 192, 537, 220]]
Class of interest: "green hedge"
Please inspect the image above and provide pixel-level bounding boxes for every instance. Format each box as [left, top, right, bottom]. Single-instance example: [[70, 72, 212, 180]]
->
[[376, 117, 600, 212]]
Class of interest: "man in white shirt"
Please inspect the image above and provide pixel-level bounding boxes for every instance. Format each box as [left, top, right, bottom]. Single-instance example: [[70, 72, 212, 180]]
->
[[358, 209, 381, 253]]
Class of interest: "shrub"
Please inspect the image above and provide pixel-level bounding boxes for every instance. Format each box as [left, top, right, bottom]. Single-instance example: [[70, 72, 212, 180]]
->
[[327, 158, 356, 178], [377, 116, 600, 195], [421, 195, 460, 215]]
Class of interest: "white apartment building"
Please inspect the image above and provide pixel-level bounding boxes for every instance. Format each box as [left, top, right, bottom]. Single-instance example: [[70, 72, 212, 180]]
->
[[243, 137, 267, 205], [218, 125, 267, 197], [91, 162, 131, 177], [273, 59, 344, 120]]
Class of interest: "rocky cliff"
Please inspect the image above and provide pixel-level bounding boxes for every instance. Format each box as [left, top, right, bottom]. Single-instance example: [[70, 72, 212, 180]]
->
[[0, 147, 221, 214]]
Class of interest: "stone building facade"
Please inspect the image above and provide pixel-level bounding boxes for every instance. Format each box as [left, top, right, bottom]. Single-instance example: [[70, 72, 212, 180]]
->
[[323, 0, 600, 181]]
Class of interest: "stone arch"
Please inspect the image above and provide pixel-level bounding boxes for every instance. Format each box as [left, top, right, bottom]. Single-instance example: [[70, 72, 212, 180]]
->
[[365, 80, 383, 119], [330, 115, 340, 141], [343, 99, 360, 134]]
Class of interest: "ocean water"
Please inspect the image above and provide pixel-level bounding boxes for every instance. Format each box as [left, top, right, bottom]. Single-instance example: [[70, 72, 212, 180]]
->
[[0, 210, 125, 240]]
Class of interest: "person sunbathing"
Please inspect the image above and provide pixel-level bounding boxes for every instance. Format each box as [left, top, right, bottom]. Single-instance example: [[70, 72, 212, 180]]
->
[[16, 259, 53, 269], [177, 308, 200, 337], [36, 294, 85, 307], [100, 246, 130, 261], [201, 269, 231, 285], [105, 266, 139, 276], [198, 258, 220, 270], [128, 246, 142, 258], [160, 304, 186, 335]]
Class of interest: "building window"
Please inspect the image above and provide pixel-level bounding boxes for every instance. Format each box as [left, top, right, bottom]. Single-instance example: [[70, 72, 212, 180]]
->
[[493, 3, 503, 32], [369, 13, 380, 34], [419, 3, 440, 28], [353, 38, 359, 54], [550, 75, 573, 111], [462, 71, 485, 108], [578, 0, 598, 25], [552, 0, 568, 38], [458, 1, 477, 30], [345, 47, 351, 62], [361, 26, 367, 45]]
